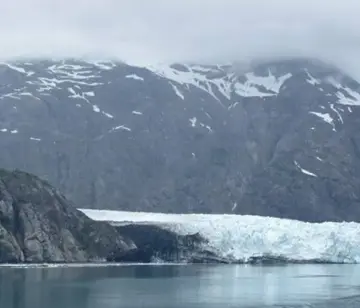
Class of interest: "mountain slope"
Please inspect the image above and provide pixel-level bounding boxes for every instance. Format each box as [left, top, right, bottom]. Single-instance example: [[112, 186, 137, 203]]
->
[[0, 58, 360, 221], [0, 169, 133, 263]]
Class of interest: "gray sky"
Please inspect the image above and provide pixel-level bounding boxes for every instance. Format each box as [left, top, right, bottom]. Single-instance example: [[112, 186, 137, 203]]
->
[[1, 0, 360, 77]]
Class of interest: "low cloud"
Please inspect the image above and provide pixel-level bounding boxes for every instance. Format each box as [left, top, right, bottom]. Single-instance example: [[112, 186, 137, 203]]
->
[[1, 0, 360, 77]]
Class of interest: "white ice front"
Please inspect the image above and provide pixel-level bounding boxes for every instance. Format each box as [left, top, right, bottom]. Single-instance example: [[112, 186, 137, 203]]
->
[[80, 209, 360, 263]]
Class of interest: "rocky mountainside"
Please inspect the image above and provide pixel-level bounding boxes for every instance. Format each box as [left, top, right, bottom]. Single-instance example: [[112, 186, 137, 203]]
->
[[0, 169, 134, 263], [0, 58, 360, 222]]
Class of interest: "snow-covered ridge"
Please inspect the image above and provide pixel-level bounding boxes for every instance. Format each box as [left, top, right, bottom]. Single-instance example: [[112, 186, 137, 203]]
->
[[1, 60, 360, 106], [80, 209, 360, 264], [1, 59, 360, 131], [147, 63, 292, 100], [326, 77, 360, 106]]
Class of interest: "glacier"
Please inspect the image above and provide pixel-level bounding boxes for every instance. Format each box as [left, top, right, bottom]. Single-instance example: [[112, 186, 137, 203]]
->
[[80, 209, 360, 264]]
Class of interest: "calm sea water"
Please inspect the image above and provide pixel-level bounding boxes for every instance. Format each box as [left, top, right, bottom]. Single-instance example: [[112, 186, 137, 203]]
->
[[0, 264, 360, 308]]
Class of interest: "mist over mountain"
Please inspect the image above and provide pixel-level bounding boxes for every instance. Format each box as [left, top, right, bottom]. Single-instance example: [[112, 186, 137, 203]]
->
[[1, 0, 360, 80]]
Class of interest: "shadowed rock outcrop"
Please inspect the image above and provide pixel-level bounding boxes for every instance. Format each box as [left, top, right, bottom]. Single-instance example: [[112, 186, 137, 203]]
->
[[110, 224, 229, 263], [0, 169, 134, 263]]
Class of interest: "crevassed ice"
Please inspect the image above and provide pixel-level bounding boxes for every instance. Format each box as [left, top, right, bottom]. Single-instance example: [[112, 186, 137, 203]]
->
[[79, 209, 360, 263]]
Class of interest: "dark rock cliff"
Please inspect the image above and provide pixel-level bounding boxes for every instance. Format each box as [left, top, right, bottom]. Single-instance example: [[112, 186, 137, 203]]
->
[[111, 224, 229, 263], [0, 169, 134, 263]]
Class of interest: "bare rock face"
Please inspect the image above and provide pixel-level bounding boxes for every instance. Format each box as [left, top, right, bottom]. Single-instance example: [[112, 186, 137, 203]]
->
[[0, 58, 360, 222], [0, 169, 134, 263], [110, 224, 229, 264]]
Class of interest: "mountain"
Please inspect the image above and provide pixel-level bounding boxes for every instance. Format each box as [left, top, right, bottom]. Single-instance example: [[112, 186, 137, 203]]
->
[[0, 169, 133, 263], [0, 58, 360, 222]]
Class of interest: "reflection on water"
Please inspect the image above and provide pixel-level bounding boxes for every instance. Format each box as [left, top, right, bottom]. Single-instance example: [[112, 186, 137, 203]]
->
[[0, 264, 360, 308]]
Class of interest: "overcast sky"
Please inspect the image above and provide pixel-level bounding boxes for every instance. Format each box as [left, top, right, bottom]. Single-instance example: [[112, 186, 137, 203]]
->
[[1, 0, 360, 76]]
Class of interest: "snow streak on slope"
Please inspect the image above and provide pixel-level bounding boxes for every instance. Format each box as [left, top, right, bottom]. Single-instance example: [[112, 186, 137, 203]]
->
[[146, 64, 292, 100], [125, 74, 144, 81], [242, 71, 292, 95], [80, 209, 360, 264], [326, 77, 360, 106], [294, 161, 317, 177], [309, 111, 336, 131], [0, 61, 116, 119], [305, 69, 320, 85]]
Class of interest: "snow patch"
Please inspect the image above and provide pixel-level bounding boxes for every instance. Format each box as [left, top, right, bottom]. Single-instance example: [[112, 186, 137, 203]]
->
[[0, 87, 36, 100], [0, 128, 18, 134], [102, 112, 114, 118], [67, 87, 111, 117], [245, 71, 292, 94], [200, 122, 213, 132], [211, 78, 232, 100], [19, 92, 40, 100], [88, 61, 116, 70], [28, 76, 103, 93], [228, 102, 239, 110], [30, 137, 41, 141], [1, 62, 34, 77], [305, 70, 320, 86], [234, 82, 269, 97], [189, 117, 197, 127], [48, 64, 99, 80], [147, 64, 291, 100], [132, 111, 143, 115], [170, 83, 185, 100], [294, 161, 317, 177], [327, 78, 360, 106], [330, 104, 344, 124], [68, 88, 76, 95], [68, 88, 94, 103], [79, 209, 360, 263], [110, 125, 131, 132], [125, 74, 144, 81], [231, 202, 238, 212], [309, 111, 336, 131]]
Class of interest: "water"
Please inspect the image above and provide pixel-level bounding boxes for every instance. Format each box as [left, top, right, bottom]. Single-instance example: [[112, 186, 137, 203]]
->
[[1, 264, 360, 308]]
